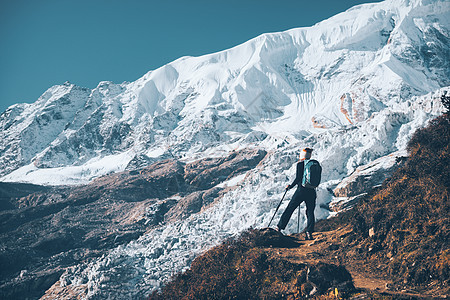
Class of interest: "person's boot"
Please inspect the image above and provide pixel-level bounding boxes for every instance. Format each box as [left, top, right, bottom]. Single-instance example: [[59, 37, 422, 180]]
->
[[306, 232, 314, 240], [275, 226, 283, 234]]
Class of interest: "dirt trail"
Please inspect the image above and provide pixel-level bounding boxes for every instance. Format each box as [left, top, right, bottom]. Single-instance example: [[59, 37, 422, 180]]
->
[[261, 227, 443, 299]]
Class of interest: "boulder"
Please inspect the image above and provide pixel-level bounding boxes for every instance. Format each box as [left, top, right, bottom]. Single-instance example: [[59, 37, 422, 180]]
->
[[334, 151, 407, 198]]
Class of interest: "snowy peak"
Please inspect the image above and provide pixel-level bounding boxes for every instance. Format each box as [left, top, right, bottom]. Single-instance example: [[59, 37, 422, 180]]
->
[[0, 0, 448, 186], [0, 83, 91, 174]]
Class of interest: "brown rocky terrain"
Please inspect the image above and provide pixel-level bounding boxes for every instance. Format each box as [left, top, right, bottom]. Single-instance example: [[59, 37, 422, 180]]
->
[[0, 149, 267, 299], [151, 223, 447, 299], [149, 229, 355, 300]]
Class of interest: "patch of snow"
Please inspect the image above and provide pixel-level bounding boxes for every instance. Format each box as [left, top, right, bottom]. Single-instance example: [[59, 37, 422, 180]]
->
[[146, 148, 165, 158], [1, 151, 135, 185], [216, 173, 247, 188]]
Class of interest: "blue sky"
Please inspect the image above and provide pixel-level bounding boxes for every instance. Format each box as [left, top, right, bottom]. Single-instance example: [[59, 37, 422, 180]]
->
[[0, 0, 383, 113]]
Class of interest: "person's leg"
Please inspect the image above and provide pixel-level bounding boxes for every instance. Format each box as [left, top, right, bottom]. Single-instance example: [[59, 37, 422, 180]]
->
[[277, 189, 302, 230], [305, 190, 316, 234]]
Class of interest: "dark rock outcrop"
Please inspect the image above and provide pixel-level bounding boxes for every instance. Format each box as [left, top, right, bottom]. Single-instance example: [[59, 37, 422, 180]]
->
[[184, 149, 266, 189], [333, 151, 407, 198], [0, 182, 49, 211]]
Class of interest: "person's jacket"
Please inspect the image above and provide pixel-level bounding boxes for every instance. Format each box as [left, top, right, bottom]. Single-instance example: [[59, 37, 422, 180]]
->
[[287, 161, 305, 190]]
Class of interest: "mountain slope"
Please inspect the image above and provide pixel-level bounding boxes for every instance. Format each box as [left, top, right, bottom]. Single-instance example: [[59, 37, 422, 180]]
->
[[150, 229, 355, 300], [345, 113, 449, 291], [150, 111, 449, 299], [0, 149, 266, 299], [318, 111, 449, 297]]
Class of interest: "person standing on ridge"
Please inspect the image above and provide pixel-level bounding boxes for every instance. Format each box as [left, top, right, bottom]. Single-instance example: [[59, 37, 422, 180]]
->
[[276, 148, 321, 240]]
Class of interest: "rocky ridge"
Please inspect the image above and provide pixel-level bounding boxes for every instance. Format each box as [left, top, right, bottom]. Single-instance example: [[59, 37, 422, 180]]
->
[[1, 0, 449, 187]]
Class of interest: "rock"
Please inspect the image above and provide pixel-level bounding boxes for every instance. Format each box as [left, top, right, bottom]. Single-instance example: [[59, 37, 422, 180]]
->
[[329, 194, 367, 212], [243, 228, 300, 248], [334, 151, 407, 198], [307, 262, 354, 294], [0, 182, 49, 211], [184, 149, 267, 190]]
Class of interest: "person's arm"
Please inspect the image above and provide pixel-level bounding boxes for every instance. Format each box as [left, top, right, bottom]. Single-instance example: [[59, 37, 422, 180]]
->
[[287, 162, 304, 190]]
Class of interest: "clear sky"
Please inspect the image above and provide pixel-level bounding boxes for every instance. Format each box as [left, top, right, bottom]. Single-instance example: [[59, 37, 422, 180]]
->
[[0, 0, 383, 113]]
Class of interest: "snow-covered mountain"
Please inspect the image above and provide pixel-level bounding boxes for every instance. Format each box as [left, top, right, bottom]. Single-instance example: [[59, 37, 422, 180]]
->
[[1, 0, 449, 298], [1, 0, 448, 186]]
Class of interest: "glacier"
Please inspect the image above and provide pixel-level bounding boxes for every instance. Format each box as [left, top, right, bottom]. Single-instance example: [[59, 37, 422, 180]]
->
[[1, 0, 449, 298]]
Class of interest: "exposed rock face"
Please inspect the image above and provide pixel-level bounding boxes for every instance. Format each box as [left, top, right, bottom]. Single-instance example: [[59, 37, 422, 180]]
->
[[329, 194, 367, 213], [0, 182, 49, 211], [184, 149, 266, 189], [0, 148, 266, 300], [164, 187, 225, 223], [329, 151, 408, 212], [333, 151, 407, 198]]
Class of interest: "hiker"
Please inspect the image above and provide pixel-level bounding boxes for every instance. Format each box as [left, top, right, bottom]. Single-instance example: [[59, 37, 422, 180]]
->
[[276, 148, 321, 240]]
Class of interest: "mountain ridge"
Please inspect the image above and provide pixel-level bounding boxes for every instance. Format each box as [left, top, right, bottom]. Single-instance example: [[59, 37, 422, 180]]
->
[[0, 0, 449, 298], [1, 0, 448, 185]]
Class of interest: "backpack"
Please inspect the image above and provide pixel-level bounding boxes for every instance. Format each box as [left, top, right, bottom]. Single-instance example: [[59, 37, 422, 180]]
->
[[302, 159, 322, 189]]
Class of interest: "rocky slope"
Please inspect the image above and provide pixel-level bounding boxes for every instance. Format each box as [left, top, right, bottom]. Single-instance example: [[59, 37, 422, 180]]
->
[[0, 149, 266, 299]]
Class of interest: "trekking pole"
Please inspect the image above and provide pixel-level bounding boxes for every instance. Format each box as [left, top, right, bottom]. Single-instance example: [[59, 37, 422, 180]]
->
[[268, 189, 288, 228], [297, 206, 300, 234]]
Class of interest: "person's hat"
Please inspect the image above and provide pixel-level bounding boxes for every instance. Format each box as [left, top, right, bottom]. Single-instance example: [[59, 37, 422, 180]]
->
[[300, 148, 313, 160]]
